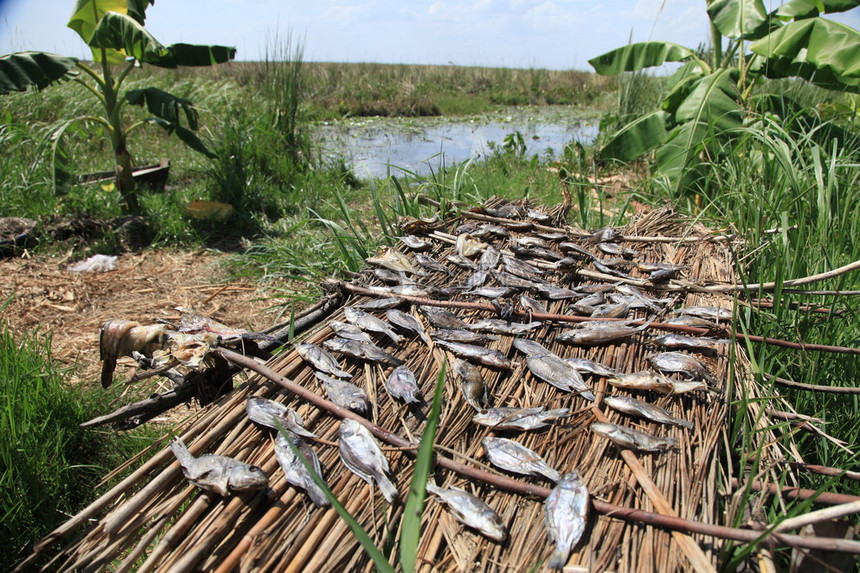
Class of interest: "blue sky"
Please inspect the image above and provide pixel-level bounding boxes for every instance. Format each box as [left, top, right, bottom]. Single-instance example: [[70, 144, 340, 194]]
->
[[2, 1, 859, 71]]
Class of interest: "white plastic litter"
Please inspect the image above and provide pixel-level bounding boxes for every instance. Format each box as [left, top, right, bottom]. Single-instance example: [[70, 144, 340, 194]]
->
[[68, 254, 118, 273]]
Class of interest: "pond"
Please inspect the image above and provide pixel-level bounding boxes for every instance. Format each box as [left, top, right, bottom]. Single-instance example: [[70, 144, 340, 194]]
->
[[314, 107, 600, 179]]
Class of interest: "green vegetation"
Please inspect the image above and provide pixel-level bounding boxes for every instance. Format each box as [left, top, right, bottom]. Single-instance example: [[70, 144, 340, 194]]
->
[[0, 314, 156, 571]]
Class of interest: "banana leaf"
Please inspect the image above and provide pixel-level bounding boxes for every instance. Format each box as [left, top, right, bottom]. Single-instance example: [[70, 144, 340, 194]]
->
[[87, 11, 167, 62], [599, 110, 669, 162], [0, 52, 78, 94], [68, 0, 155, 63], [775, 0, 860, 19], [707, 0, 768, 39], [126, 87, 199, 130], [589, 42, 697, 75]]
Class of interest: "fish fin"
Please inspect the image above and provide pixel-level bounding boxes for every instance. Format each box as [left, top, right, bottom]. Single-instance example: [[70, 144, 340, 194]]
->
[[547, 549, 569, 570], [376, 473, 399, 504], [306, 482, 331, 507], [169, 437, 193, 468]]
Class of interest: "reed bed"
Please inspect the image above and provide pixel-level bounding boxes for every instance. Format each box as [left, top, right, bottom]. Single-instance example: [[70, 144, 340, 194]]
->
[[28, 202, 810, 572]]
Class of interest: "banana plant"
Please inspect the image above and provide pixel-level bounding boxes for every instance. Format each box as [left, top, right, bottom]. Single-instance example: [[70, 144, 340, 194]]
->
[[588, 0, 860, 192], [0, 0, 235, 213]]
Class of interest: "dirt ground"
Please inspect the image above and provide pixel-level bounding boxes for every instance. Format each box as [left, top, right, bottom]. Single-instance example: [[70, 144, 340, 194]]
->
[[1, 249, 284, 388]]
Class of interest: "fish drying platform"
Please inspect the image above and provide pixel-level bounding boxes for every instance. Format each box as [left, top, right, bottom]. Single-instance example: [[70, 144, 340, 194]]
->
[[28, 200, 826, 572]]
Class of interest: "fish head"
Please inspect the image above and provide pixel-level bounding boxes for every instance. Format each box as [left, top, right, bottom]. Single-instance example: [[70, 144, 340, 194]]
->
[[227, 465, 269, 491]]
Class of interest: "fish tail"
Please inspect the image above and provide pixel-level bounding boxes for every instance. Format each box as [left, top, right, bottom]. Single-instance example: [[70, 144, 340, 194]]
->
[[169, 437, 193, 466], [376, 474, 399, 504], [307, 484, 332, 508], [547, 549, 569, 570], [679, 420, 694, 430]]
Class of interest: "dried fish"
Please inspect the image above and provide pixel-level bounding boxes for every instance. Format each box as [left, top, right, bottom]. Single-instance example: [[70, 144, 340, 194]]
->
[[663, 315, 719, 329], [527, 208, 552, 223], [597, 242, 638, 257], [513, 235, 550, 249], [472, 223, 511, 238], [425, 483, 508, 542], [512, 337, 551, 356], [467, 318, 542, 335], [366, 246, 417, 274], [503, 255, 544, 279], [170, 437, 268, 496], [386, 308, 430, 344], [274, 431, 329, 507], [355, 297, 405, 310], [593, 258, 634, 279], [314, 371, 369, 415], [647, 351, 716, 384], [564, 357, 619, 378], [589, 301, 630, 319], [397, 214, 440, 233], [482, 436, 560, 482], [558, 242, 595, 260], [446, 254, 478, 271], [453, 358, 490, 410], [535, 230, 568, 241], [338, 419, 398, 503], [398, 235, 433, 251], [604, 396, 693, 429], [545, 471, 589, 570], [647, 334, 728, 352], [344, 306, 401, 344], [328, 320, 374, 343], [557, 317, 654, 345], [323, 337, 404, 366], [431, 328, 500, 345], [468, 286, 520, 299], [520, 294, 547, 313], [588, 227, 619, 243], [296, 343, 352, 379], [420, 306, 472, 330], [386, 284, 438, 297], [414, 252, 454, 276], [534, 283, 583, 300], [478, 246, 501, 271], [385, 365, 422, 404], [373, 268, 414, 285], [464, 269, 489, 289], [526, 353, 595, 401], [607, 371, 705, 395], [510, 244, 564, 261], [590, 421, 678, 452], [246, 397, 317, 439], [473, 406, 570, 431], [435, 339, 512, 369], [457, 233, 489, 257], [494, 270, 540, 289], [677, 305, 733, 321]]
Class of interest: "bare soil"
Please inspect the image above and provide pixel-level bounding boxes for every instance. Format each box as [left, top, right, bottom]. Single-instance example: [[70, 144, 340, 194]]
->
[[1, 249, 283, 387]]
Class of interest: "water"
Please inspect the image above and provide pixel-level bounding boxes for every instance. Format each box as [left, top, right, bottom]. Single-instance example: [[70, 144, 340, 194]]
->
[[314, 109, 600, 179]]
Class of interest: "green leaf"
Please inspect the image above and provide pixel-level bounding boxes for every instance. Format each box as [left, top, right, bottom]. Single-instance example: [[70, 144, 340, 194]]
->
[[707, 0, 768, 39], [776, 0, 860, 19], [148, 43, 237, 68], [127, 87, 199, 129], [68, 0, 155, 62], [661, 63, 707, 113], [750, 18, 860, 90], [655, 121, 711, 190], [400, 362, 447, 573], [145, 118, 216, 159], [49, 119, 83, 196], [589, 42, 697, 75], [675, 69, 742, 131], [599, 110, 669, 161], [0, 52, 78, 94], [88, 12, 168, 62]]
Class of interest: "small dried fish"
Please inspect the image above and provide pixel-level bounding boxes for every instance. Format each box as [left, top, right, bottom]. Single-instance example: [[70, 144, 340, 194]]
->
[[545, 471, 589, 570], [590, 421, 678, 452], [494, 270, 540, 289], [434, 339, 512, 369], [453, 358, 490, 411], [464, 269, 489, 289], [314, 371, 369, 415], [663, 315, 719, 329], [386, 308, 430, 344], [323, 337, 404, 366], [473, 406, 570, 431], [512, 337, 551, 356], [446, 254, 478, 270], [589, 301, 630, 319], [468, 286, 517, 299], [414, 253, 454, 276], [647, 351, 717, 384], [558, 242, 595, 260], [588, 227, 619, 243], [482, 436, 560, 482], [344, 306, 401, 344], [473, 223, 511, 238], [564, 357, 619, 377], [385, 365, 422, 404], [426, 483, 507, 542], [339, 419, 398, 503], [557, 317, 655, 345], [647, 334, 728, 352], [386, 284, 438, 297], [274, 431, 329, 507], [519, 294, 547, 313], [510, 244, 564, 261], [607, 371, 705, 395], [296, 342, 351, 379], [468, 318, 542, 335], [431, 328, 500, 345], [526, 353, 595, 401], [503, 255, 544, 279], [604, 395, 693, 429], [355, 297, 405, 310], [527, 208, 552, 223], [534, 283, 583, 300], [399, 235, 433, 251], [366, 246, 417, 274], [328, 320, 374, 343], [597, 242, 638, 257], [478, 246, 501, 271], [677, 305, 733, 321], [170, 437, 267, 496], [246, 397, 317, 438], [593, 258, 634, 279], [535, 230, 568, 241], [513, 235, 550, 249], [420, 305, 471, 330], [457, 233, 489, 257]]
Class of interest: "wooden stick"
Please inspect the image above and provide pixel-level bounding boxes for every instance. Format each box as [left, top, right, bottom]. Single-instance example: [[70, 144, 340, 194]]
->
[[773, 500, 860, 533], [766, 373, 860, 394], [730, 478, 860, 506]]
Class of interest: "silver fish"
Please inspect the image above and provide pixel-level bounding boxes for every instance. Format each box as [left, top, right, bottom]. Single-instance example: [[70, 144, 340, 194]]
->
[[535, 230, 569, 241], [373, 268, 416, 285], [344, 307, 401, 344], [386, 308, 430, 344], [604, 395, 693, 429], [473, 223, 511, 239], [274, 431, 329, 507], [592, 258, 634, 279], [510, 244, 564, 261], [494, 270, 540, 289], [512, 337, 552, 356], [355, 297, 405, 310], [314, 371, 369, 415], [420, 306, 471, 330], [607, 371, 705, 396], [338, 419, 398, 503], [366, 246, 417, 274], [677, 305, 733, 321], [590, 421, 678, 452], [597, 242, 638, 257], [469, 286, 519, 299], [399, 235, 433, 251], [647, 334, 727, 352], [453, 358, 489, 411], [385, 365, 422, 404], [323, 337, 404, 366], [557, 317, 654, 345], [589, 301, 630, 319], [446, 254, 478, 270], [636, 262, 688, 273], [328, 320, 374, 343], [558, 242, 595, 260], [414, 252, 454, 276], [473, 406, 570, 431], [647, 351, 716, 384], [526, 353, 595, 401], [545, 471, 589, 570], [296, 343, 351, 379], [468, 319, 542, 335], [431, 328, 500, 345], [426, 483, 507, 542], [503, 255, 544, 280], [513, 235, 550, 249], [588, 227, 619, 243], [170, 437, 267, 496], [482, 436, 560, 482], [520, 294, 547, 313], [534, 283, 583, 300], [245, 397, 317, 439], [478, 246, 501, 270], [564, 357, 619, 378], [387, 284, 437, 297], [465, 269, 489, 289], [434, 339, 512, 369], [663, 315, 719, 329]]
